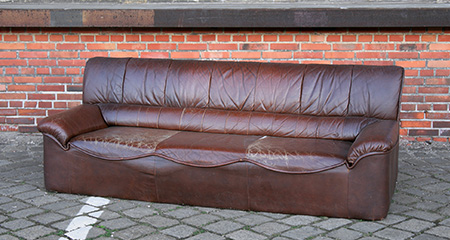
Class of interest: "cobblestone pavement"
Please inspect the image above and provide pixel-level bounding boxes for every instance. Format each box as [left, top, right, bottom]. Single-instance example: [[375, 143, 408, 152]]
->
[[1, 132, 449, 240]]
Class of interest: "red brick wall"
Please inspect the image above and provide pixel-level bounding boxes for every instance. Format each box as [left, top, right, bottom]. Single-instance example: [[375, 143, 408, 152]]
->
[[0, 27, 449, 142]]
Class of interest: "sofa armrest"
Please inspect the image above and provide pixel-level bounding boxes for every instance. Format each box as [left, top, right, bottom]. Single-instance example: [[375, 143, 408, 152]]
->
[[347, 120, 399, 167], [38, 104, 107, 148]]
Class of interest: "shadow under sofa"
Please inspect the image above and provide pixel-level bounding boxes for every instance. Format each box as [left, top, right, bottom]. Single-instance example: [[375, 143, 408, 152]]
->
[[38, 57, 404, 220]]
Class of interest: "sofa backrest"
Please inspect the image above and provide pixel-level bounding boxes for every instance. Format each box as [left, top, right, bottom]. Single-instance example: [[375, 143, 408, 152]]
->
[[83, 57, 403, 140]]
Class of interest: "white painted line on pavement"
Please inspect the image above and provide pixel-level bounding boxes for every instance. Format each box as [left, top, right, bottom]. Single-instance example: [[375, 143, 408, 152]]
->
[[59, 197, 110, 240]]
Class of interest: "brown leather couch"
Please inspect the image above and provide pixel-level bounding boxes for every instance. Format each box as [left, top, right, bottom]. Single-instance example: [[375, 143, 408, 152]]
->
[[38, 57, 404, 220]]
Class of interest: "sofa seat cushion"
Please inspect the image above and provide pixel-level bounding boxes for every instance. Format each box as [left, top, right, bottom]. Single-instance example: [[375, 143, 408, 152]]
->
[[70, 127, 179, 160], [70, 126, 351, 173]]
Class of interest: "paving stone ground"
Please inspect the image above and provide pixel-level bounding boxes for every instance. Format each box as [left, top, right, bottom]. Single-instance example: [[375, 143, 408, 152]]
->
[[1, 132, 449, 240]]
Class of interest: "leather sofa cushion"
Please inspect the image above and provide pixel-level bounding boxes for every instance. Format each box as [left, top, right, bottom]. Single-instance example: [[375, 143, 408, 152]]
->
[[70, 126, 351, 174]]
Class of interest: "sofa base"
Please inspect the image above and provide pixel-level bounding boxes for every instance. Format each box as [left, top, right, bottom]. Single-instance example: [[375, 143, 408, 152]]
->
[[43, 135, 397, 220]]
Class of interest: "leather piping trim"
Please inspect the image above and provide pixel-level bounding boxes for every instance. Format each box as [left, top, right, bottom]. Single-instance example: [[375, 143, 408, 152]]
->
[[42, 133, 70, 151], [345, 140, 399, 169], [68, 143, 346, 175]]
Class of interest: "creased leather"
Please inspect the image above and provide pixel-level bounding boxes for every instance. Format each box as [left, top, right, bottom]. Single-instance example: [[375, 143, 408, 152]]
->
[[37, 104, 107, 148], [347, 120, 399, 166], [68, 127, 350, 174]]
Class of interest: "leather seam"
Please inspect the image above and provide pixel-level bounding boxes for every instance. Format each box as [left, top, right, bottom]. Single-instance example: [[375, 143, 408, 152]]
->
[[163, 60, 173, 107], [346, 65, 354, 116], [299, 65, 307, 114], [121, 58, 132, 104], [346, 140, 399, 169]]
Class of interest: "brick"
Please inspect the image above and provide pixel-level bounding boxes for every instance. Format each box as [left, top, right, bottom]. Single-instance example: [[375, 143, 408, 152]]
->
[[400, 112, 424, 119], [279, 35, 293, 42], [37, 85, 65, 92], [56, 43, 85, 50], [325, 52, 354, 59], [18, 109, 46, 116], [6, 117, 34, 124], [155, 35, 170, 41], [356, 52, 386, 58], [247, 35, 261, 42], [434, 122, 450, 128], [209, 43, 238, 50], [95, 35, 109, 42], [342, 35, 356, 42], [80, 52, 109, 58], [14, 77, 42, 83], [51, 68, 65, 75], [295, 35, 309, 42], [0, 43, 25, 49], [126, 35, 139, 41], [263, 35, 277, 42], [294, 52, 323, 59], [49, 52, 78, 58], [405, 35, 420, 41], [433, 137, 448, 142], [0, 109, 17, 116], [409, 129, 439, 136], [9, 101, 23, 107], [270, 43, 298, 50], [80, 35, 95, 42], [28, 94, 55, 100], [117, 43, 146, 50], [43, 77, 72, 83], [401, 121, 431, 128], [426, 78, 450, 85], [0, 60, 27, 66], [420, 52, 450, 59], [35, 35, 48, 41], [301, 43, 331, 50], [111, 35, 124, 41], [27, 43, 55, 50], [139, 52, 169, 58], [0, 84, 5, 91], [417, 104, 432, 111], [326, 35, 341, 42], [53, 102, 67, 108], [302, 60, 331, 64], [57, 94, 82, 100], [171, 52, 200, 59], [436, 70, 450, 76], [66, 68, 80, 75], [202, 35, 216, 41], [58, 60, 86, 67], [402, 95, 424, 102], [147, 43, 177, 50], [422, 35, 437, 42], [240, 43, 268, 50], [217, 35, 231, 41], [429, 44, 450, 50], [231, 52, 261, 59], [426, 112, 450, 119], [388, 52, 419, 58], [398, 44, 427, 51], [49, 35, 63, 41], [24, 101, 37, 107], [396, 61, 426, 68], [172, 35, 185, 42], [425, 96, 450, 102], [29, 60, 57, 66], [0, 77, 12, 83], [178, 44, 207, 50], [333, 44, 363, 50], [201, 52, 230, 59], [7, 85, 35, 92], [433, 104, 447, 110], [65, 35, 79, 42], [183, 35, 198, 42], [87, 43, 115, 50], [262, 52, 292, 59], [419, 87, 449, 94], [110, 52, 139, 58], [6, 68, 20, 74], [365, 44, 395, 50], [0, 52, 17, 58], [428, 60, 450, 68], [358, 35, 373, 42], [19, 51, 47, 58]]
